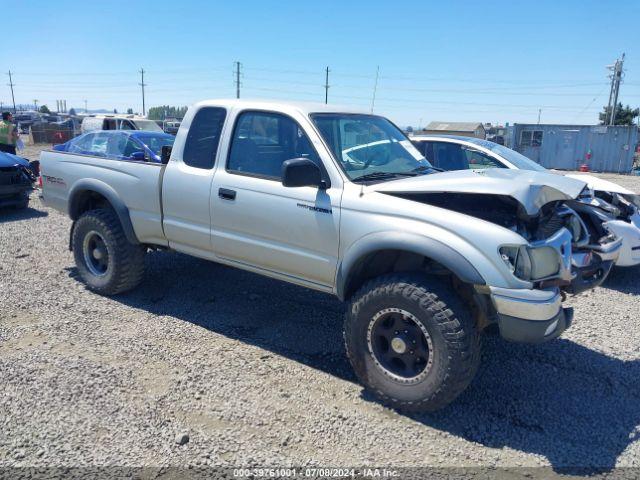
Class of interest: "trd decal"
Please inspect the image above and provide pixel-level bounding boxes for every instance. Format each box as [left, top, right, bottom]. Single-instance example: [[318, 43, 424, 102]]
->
[[296, 202, 332, 214], [43, 175, 66, 186]]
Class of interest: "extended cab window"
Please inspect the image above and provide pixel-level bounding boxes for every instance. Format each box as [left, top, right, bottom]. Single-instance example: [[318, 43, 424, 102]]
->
[[183, 107, 227, 169], [227, 111, 320, 179]]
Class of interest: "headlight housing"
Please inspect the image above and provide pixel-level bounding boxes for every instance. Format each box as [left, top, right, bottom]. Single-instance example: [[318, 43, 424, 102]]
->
[[500, 245, 561, 281]]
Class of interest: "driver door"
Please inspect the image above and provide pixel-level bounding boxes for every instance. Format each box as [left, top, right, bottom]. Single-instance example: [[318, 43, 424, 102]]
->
[[210, 110, 341, 288]]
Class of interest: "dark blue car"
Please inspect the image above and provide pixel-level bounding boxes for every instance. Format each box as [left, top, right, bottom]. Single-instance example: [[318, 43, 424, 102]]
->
[[54, 130, 175, 163], [0, 152, 36, 209]]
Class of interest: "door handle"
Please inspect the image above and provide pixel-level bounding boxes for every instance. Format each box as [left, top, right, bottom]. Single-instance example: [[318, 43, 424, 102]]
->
[[218, 188, 236, 201]]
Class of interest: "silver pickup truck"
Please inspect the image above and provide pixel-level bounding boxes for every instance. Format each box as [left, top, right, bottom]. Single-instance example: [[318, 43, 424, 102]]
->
[[40, 99, 621, 411]]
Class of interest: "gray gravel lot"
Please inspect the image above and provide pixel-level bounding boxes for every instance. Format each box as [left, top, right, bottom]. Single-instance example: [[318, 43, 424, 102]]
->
[[1, 147, 639, 473]]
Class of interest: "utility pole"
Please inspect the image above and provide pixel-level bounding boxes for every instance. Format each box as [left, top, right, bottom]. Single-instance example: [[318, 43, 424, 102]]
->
[[84, 99, 88, 113], [7, 70, 16, 113], [370, 66, 380, 113], [234, 61, 241, 99], [33, 99, 38, 111], [537, 108, 542, 124], [139, 68, 147, 116], [324, 66, 330, 104], [606, 53, 625, 125]]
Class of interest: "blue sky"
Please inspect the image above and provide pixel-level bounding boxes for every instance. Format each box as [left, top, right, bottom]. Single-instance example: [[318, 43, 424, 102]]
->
[[3, 0, 640, 126]]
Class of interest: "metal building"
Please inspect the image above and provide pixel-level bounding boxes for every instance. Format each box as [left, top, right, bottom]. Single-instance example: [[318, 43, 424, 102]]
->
[[419, 121, 486, 139], [508, 124, 638, 173]]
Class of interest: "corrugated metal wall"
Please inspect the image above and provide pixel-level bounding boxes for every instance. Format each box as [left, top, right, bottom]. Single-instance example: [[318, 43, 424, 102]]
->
[[509, 124, 638, 173]]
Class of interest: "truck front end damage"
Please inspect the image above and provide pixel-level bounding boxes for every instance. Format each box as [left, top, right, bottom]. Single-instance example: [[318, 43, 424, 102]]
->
[[571, 188, 640, 267], [417, 193, 620, 342], [375, 169, 622, 343]]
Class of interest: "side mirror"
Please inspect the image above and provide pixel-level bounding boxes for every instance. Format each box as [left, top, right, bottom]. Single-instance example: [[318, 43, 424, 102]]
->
[[282, 158, 328, 189], [130, 151, 146, 161], [161, 145, 172, 165]]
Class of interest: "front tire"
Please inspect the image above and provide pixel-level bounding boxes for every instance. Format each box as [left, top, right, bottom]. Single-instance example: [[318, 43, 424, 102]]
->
[[344, 273, 480, 412], [72, 209, 146, 295]]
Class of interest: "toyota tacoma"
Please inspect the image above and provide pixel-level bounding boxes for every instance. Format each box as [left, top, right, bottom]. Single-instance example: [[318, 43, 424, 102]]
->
[[40, 100, 621, 411]]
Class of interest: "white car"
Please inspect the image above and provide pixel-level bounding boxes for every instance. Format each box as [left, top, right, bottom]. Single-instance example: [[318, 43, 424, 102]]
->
[[411, 135, 640, 267]]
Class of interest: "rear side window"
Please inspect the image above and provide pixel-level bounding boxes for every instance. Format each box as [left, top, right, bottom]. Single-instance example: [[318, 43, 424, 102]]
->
[[183, 107, 227, 169]]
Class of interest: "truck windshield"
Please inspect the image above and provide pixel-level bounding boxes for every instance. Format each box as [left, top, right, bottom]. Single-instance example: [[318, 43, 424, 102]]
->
[[311, 113, 433, 182]]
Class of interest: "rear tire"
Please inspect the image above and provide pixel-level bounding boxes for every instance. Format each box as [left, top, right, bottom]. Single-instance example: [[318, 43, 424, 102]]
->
[[72, 208, 146, 295], [344, 273, 481, 412]]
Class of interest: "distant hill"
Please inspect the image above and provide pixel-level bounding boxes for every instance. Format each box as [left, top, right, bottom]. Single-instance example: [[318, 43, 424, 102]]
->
[[72, 108, 113, 114]]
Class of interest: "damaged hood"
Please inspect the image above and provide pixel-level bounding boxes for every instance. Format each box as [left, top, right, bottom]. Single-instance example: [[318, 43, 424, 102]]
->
[[564, 173, 637, 196], [372, 169, 588, 216]]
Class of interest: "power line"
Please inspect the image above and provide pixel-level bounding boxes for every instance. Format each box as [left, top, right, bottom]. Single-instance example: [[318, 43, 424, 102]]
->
[[324, 67, 330, 104], [6, 70, 16, 113], [606, 53, 625, 125], [234, 61, 242, 99], [242, 85, 604, 111], [139, 68, 147, 116], [571, 84, 609, 123]]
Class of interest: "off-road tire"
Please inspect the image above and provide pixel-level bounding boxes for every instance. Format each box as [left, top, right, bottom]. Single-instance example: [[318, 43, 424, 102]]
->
[[344, 273, 481, 412], [72, 208, 146, 295]]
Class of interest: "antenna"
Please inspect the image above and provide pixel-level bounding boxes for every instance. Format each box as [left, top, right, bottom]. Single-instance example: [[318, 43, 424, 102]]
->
[[370, 66, 380, 113]]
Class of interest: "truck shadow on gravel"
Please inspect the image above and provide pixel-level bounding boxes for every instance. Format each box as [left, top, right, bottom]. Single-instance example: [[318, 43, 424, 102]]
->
[[601, 264, 640, 295], [79, 251, 640, 473], [0, 206, 48, 223]]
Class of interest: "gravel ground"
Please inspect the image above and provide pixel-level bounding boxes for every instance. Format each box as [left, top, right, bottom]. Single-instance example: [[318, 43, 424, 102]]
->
[[1, 144, 639, 475]]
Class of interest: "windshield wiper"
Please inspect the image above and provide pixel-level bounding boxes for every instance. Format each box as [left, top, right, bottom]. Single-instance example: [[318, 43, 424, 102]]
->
[[411, 164, 444, 173], [352, 171, 418, 183]]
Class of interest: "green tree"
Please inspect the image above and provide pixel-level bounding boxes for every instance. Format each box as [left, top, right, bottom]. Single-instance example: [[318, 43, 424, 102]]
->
[[69, 108, 77, 116], [599, 103, 640, 125], [127, 108, 134, 114], [147, 105, 189, 120], [39, 105, 51, 114]]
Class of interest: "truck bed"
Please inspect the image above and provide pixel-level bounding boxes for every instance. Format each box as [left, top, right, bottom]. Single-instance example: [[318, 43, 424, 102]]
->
[[39, 150, 168, 246]]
